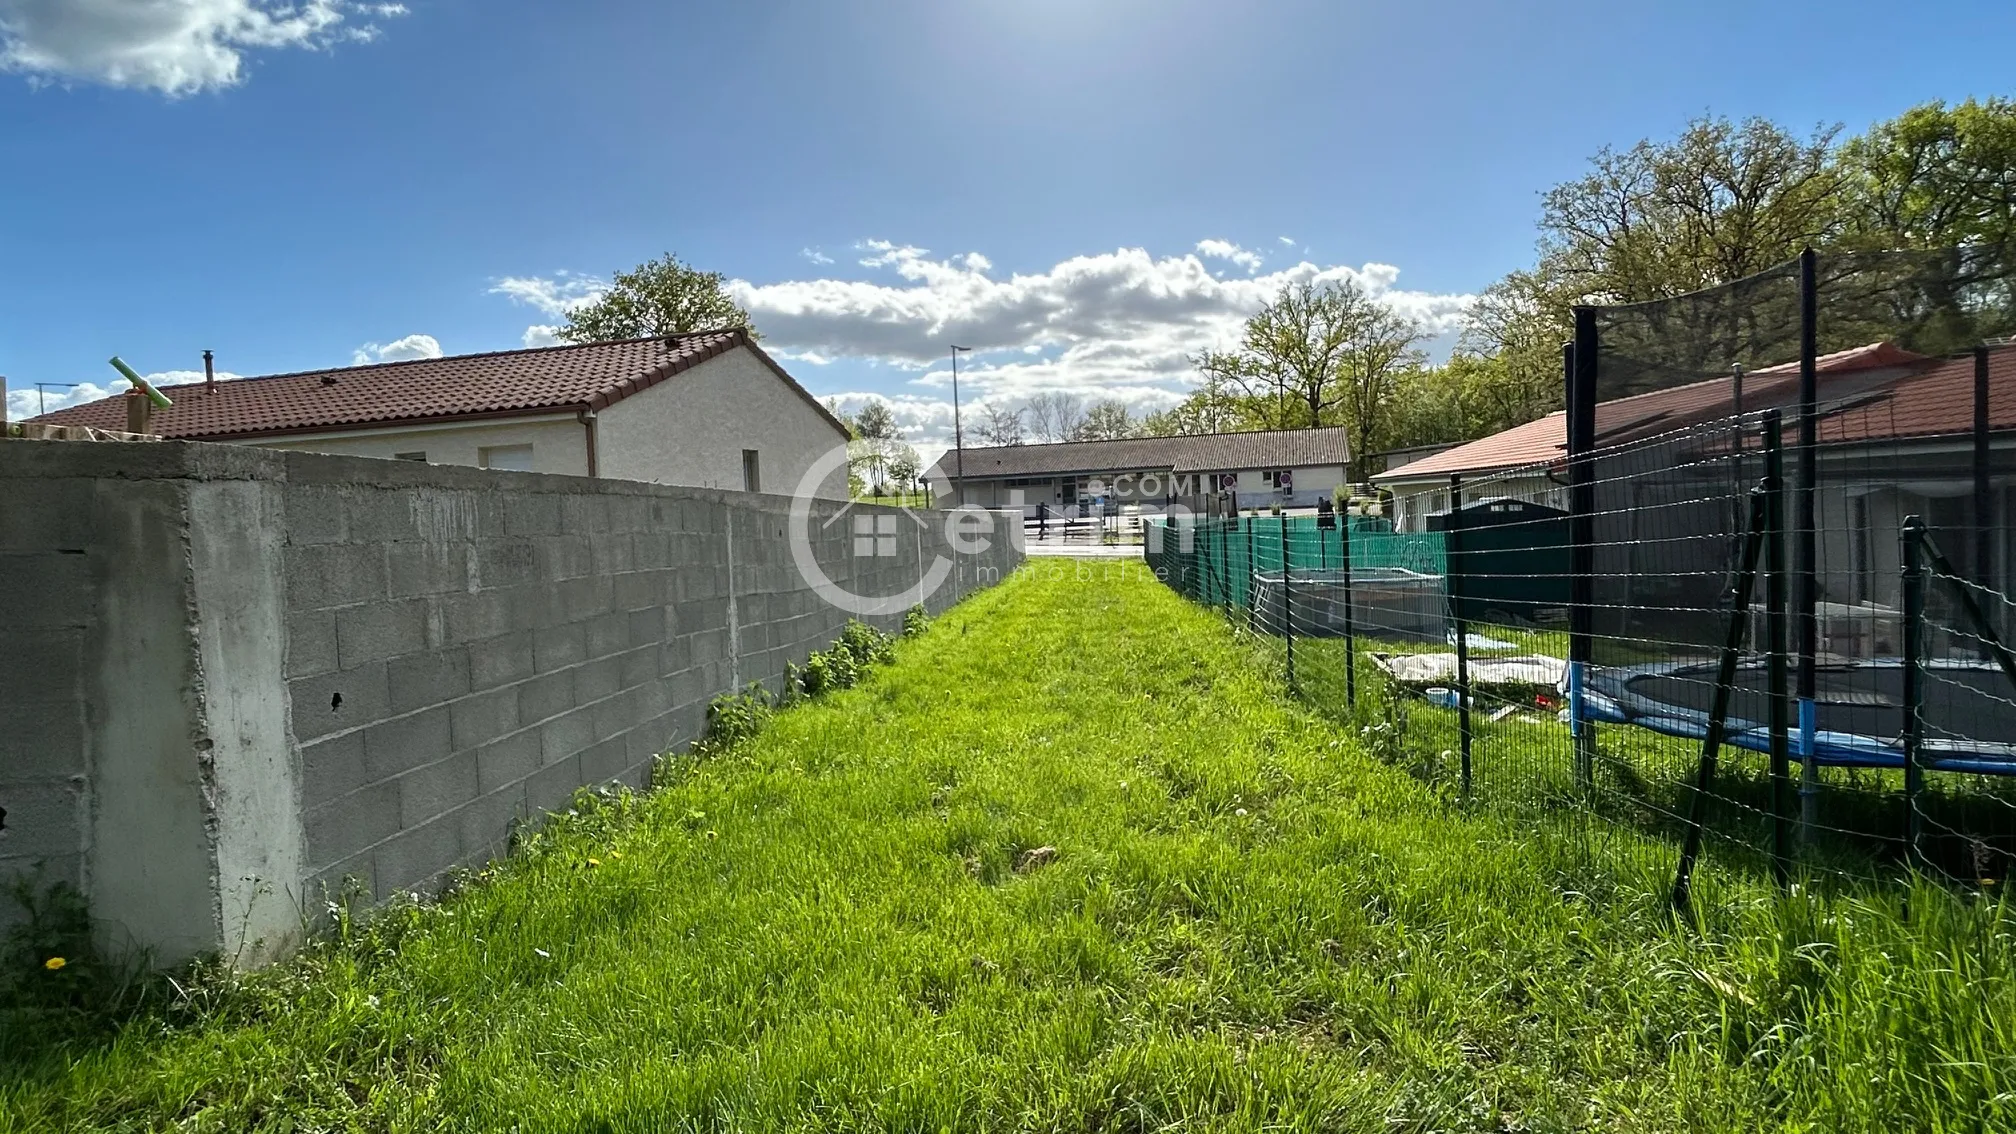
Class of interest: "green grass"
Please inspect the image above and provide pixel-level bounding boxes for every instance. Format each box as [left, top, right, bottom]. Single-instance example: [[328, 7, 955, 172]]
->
[[6, 563, 2016, 1131]]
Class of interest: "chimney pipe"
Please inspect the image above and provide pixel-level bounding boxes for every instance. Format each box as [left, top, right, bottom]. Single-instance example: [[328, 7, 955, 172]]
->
[[203, 350, 216, 393]]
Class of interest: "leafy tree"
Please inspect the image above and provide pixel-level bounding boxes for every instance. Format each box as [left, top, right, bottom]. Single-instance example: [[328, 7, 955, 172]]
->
[[1023, 392, 1086, 443], [887, 447, 921, 493], [1536, 115, 1843, 305], [1139, 375, 1267, 436], [558, 253, 755, 343], [1838, 98, 2016, 254], [973, 403, 1025, 446], [1071, 399, 1138, 441]]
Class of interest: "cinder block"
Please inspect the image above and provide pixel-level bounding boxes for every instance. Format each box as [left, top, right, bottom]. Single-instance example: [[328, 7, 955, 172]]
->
[[515, 669, 575, 726], [523, 753, 583, 815], [592, 534, 638, 575], [448, 687, 519, 750], [619, 644, 659, 689], [627, 607, 666, 648], [591, 688, 643, 741], [631, 532, 674, 569], [284, 486, 350, 546], [574, 655, 623, 703], [579, 736, 633, 784], [299, 729, 370, 806], [0, 780, 85, 862], [347, 493, 419, 543], [387, 649, 472, 714], [304, 780, 401, 870], [476, 730, 543, 793], [288, 536, 389, 609], [372, 819, 463, 900], [0, 552, 91, 629], [584, 611, 630, 658], [559, 495, 610, 536], [539, 710, 596, 767], [535, 536, 594, 581], [362, 706, 451, 782], [504, 494, 563, 537], [0, 700, 86, 780], [557, 576, 614, 624], [398, 750, 479, 828], [453, 786, 527, 862], [286, 609, 339, 680], [473, 539, 539, 590], [336, 599, 430, 669], [611, 571, 665, 612], [533, 624, 587, 672], [289, 661, 391, 743], [437, 591, 510, 646], [388, 542, 470, 598], [469, 630, 536, 688]]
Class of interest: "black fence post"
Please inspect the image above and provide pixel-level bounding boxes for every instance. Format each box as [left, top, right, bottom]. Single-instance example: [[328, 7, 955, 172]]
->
[[1763, 410, 1793, 890], [1673, 486, 1772, 911], [1450, 474, 1473, 798], [1567, 325, 1598, 791], [1281, 512, 1296, 694], [1902, 515, 1927, 872], [1796, 247, 1821, 844], [1340, 507, 1358, 708], [1975, 345, 1992, 595], [1245, 512, 1258, 629]]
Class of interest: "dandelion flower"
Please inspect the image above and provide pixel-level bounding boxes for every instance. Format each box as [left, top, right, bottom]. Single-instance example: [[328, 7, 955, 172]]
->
[[43, 957, 65, 971], [587, 858, 602, 868]]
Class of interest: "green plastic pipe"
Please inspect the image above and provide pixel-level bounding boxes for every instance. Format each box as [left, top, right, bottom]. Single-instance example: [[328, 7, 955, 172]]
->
[[108, 356, 173, 409]]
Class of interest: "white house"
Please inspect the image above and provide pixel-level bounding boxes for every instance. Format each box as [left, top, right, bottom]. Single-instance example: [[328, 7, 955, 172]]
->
[[925, 427, 1351, 514], [31, 330, 853, 500]]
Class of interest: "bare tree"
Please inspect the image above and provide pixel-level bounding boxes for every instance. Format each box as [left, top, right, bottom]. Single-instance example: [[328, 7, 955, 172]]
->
[[973, 402, 1025, 446], [1023, 392, 1086, 443]]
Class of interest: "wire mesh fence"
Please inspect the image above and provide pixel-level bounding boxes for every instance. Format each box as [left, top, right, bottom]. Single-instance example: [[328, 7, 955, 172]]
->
[[1145, 246, 2016, 911]]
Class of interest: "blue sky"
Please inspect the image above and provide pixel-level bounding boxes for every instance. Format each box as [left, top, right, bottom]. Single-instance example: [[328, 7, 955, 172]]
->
[[4, 0, 2014, 444]]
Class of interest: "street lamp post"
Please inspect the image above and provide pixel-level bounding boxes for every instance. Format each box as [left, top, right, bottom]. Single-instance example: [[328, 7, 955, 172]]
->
[[950, 344, 972, 506]]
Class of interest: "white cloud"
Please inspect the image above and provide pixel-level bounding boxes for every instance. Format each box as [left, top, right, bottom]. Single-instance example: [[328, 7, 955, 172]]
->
[[489, 272, 606, 318], [800, 248, 834, 265], [9, 380, 115, 418], [352, 333, 441, 365], [723, 240, 1472, 397], [496, 239, 1474, 427], [0, 0, 404, 95], [490, 272, 606, 346], [1278, 236, 1296, 246], [1195, 239, 1262, 273]]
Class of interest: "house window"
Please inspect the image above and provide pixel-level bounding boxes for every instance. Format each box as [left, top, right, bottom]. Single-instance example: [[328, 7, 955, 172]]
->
[[479, 444, 534, 472], [394, 451, 427, 462], [743, 449, 762, 493], [1264, 469, 1294, 490]]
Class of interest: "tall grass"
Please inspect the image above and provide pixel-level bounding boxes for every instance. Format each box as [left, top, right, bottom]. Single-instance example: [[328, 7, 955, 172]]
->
[[2, 561, 2011, 1131]]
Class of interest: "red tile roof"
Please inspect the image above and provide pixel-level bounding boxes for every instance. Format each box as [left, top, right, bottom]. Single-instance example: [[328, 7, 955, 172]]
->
[[1816, 344, 2016, 445], [1375, 342, 1929, 483], [31, 330, 849, 442]]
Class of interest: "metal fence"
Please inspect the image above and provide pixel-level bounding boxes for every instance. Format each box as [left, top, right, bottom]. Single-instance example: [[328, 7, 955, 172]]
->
[[1148, 391, 2016, 911]]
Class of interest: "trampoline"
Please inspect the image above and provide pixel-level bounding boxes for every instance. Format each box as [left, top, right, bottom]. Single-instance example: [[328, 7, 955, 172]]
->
[[1580, 657, 2016, 776]]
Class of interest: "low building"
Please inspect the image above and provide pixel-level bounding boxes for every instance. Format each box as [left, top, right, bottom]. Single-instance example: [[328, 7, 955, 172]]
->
[[925, 426, 1351, 513], [1371, 342, 1926, 531], [30, 330, 853, 499]]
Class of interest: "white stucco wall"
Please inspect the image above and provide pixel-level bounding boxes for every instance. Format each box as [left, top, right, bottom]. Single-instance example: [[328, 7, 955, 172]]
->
[[1382, 473, 1564, 531], [244, 417, 590, 476], [596, 347, 851, 500]]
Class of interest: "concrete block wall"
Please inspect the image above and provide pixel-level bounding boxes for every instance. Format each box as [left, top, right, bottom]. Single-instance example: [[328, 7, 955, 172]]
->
[[0, 440, 1019, 964]]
